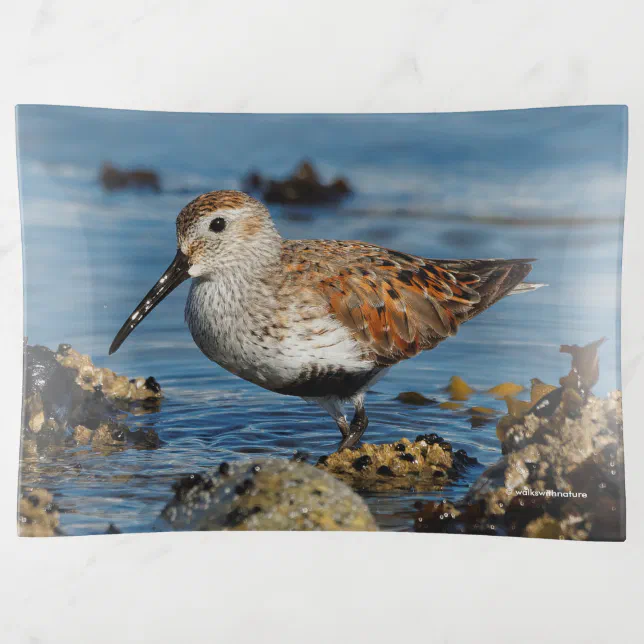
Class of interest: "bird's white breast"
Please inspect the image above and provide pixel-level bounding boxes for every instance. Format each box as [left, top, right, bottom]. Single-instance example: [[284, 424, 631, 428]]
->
[[185, 277, 371, 391]]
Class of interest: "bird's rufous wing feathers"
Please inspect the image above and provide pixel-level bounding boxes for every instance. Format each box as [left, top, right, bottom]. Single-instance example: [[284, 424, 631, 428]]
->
[[282, 241, 534, 367]]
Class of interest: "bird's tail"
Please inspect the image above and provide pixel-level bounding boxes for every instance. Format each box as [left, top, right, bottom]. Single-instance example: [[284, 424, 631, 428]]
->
[[507, 281, 547, 295]]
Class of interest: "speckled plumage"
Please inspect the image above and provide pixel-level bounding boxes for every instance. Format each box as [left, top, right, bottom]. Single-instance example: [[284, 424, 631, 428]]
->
[[112, 190, 541, 449]]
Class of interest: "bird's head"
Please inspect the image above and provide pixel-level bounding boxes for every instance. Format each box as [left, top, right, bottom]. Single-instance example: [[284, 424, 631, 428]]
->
[[109, 190, 281, 355]]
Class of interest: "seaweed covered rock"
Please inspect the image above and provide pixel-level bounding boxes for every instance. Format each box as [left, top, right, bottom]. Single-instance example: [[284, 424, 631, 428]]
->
[[316, 436, 478, 492], [55, 344, 162, 405], [415, 339, 625, 540], [157, 459, 376, 531], [242, 160, 353, 206], [22, 343, 160, 452], [82, 421, 161, 450], [18, 488, 62, 537]]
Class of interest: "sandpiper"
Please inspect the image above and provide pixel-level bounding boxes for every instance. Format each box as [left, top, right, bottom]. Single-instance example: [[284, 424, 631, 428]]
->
[[110, 191, 542, 449]]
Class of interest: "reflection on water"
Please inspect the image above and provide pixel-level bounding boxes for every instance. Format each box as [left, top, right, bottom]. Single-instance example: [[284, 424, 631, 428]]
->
[[17, 107, 625, 534]]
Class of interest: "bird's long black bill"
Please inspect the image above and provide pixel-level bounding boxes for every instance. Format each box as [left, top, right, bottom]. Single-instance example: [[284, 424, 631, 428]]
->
[[109, 249, 191, 355]]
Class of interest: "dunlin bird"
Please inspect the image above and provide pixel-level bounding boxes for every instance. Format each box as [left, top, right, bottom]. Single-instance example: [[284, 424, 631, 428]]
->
[[110, 191, 542, 449]]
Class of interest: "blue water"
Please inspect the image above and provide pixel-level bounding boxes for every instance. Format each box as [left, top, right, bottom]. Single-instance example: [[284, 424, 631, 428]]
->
[[16, 106, 626, 534]]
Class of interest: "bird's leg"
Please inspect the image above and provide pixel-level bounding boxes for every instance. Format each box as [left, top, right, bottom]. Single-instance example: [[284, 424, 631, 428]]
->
[[338, 395, 369, 451], [335, 416, 351, 440], [313, 397, 351, 441], [312, 395, 369, 450]]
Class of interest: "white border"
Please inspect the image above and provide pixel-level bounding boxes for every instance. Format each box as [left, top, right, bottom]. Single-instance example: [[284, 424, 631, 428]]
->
[[1, 2, 642, 642]]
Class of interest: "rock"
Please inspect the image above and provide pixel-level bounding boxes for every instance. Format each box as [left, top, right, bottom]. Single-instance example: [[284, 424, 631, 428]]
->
[[242, 160, 353, 206], [523, 514, 588, 540], [316, 437, 478, 492], [71, 424, 93, 445], [18, 488, 62, 537], [55, 345, 162, 405], [99, 162, 161, 192], [414, 501, 462, 533], [23, 344, 112, 445], [22, 344, 160, 453], [90, 421, 160, 450], [415, 339, 625, 541], [90, 422, 127, 447], [291, 450, 310, 463], [395, 391, 438, 406], [157, 459, 376, 531]]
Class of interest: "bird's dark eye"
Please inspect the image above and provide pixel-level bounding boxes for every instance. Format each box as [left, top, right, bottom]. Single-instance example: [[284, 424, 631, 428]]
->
[[210, 217, 226, 233]]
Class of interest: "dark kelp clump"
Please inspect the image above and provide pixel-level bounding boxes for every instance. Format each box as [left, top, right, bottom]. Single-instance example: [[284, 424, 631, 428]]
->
[[242, 160, 353, 205], [99, 162, 161, 192], [415, 339, 625, 540]]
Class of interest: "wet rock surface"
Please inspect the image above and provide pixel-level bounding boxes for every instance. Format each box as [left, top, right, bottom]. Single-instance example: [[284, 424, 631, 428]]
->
[[24, 344, 116, 438], [415, 340, 625, 540], [22, 344, 161, 454], [157, 458, 377, 531], [316, 436, 478, 492], [19, 345, 164, 535], [18, 488, 62, 537], [242, 160, 353, 205]]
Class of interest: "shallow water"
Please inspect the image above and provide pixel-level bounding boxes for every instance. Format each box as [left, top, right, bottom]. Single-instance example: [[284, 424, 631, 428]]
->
[[17, 106, 625, 534]]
